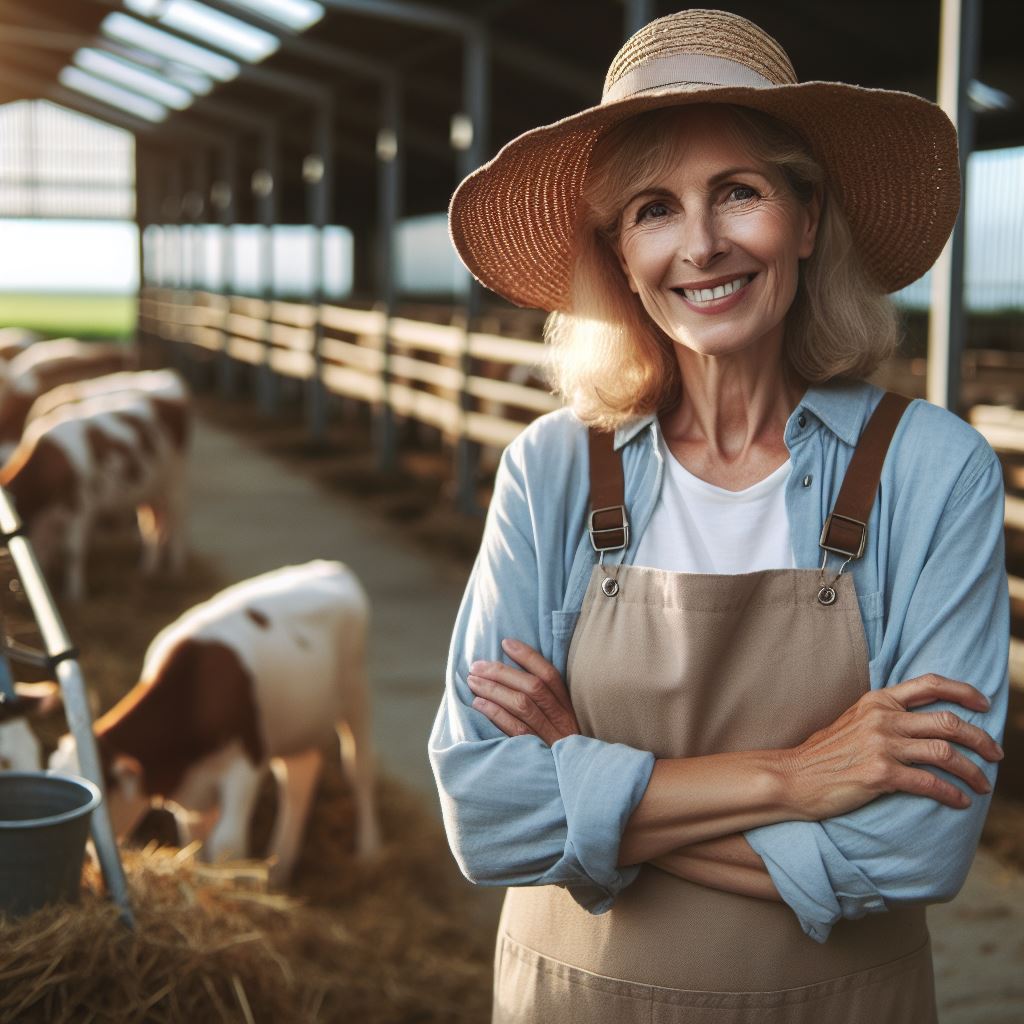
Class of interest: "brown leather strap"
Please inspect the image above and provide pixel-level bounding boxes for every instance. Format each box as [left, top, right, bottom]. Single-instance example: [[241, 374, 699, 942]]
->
[[587, 391, 912, 562], [587, 429, 628, 552], [819, 391, 912, 559]]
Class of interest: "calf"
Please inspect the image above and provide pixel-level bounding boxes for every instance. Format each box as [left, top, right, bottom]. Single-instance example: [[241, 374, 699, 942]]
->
[[25, 369, 186, 427], [0, 682, 61, 771], [0, 338, 135, 453], [50, 561, 381, 885], [0, 383, 189, 600]]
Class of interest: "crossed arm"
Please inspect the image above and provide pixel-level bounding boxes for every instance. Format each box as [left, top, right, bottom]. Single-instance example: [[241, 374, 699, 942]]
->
[[467, 637, 1002, 903]]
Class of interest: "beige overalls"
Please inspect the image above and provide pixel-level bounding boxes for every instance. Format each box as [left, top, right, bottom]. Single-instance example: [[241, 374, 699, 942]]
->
[[494, 393, 938, 1023]]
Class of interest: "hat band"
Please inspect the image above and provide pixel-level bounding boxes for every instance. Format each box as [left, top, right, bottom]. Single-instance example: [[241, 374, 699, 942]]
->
[[603, 52, 776, 104]]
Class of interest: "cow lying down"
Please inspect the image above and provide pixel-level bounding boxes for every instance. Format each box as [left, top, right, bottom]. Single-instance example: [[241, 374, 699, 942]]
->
[[0, 378, 189, 601], [50, 561, 382, 886]]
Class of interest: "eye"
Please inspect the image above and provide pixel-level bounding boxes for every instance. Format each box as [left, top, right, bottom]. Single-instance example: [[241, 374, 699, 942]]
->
[[727, 184, 759, 203], [635, 200, 670, 223]]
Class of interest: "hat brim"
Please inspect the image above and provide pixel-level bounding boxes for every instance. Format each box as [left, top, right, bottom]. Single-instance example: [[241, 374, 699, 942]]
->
[[448, 82, 960, 310]]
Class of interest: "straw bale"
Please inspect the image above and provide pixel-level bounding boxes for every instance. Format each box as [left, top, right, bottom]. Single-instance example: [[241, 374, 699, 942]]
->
[[0, 776, 493, 1023], [0, 530, 494, 1022]]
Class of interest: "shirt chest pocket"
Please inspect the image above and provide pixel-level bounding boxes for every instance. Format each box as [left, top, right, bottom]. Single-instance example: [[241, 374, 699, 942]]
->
[[551, 610, 581, 680], [857, 589, 884, 655]]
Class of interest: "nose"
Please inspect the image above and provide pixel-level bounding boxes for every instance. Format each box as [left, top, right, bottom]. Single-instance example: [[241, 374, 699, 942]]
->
[[679, 208, 726, 269]]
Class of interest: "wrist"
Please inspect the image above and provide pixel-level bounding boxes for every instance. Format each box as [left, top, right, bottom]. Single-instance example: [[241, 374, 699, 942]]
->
[[764, 747, 813, 822]]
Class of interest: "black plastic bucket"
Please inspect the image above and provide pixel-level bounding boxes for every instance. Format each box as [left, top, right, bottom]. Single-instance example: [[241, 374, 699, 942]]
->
[[0, 771, 102, 918]]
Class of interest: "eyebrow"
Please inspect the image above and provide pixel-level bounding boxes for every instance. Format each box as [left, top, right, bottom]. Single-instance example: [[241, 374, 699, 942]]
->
[[622, 166, 770, 210]]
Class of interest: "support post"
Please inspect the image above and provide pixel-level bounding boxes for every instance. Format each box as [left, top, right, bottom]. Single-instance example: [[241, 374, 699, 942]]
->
[[375, 79, 403, 474], [454, 24, 490, 516], [927, 0, 981, 413], [256, 127, 280, 415], [133, 146, 148, 358], [215, 140, 238, 397], [305, 103, 333, 443], [624, 0, 656, 37]]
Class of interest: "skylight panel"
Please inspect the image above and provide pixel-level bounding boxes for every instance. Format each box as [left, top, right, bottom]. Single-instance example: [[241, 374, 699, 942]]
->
[[59, 66, 168, 123], [101, 12, 241, 81], [225, 0, 325, 31], [74, 49, 194, 110], [124, 0, 280, 63]]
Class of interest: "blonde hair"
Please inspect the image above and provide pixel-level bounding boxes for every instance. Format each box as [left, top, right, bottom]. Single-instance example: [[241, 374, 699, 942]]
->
[[545, 104, 899, 429]]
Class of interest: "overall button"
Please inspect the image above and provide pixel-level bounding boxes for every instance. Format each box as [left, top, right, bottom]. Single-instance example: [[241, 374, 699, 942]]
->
[[802, 474, 813, 487], [601, 577, 619, 597]]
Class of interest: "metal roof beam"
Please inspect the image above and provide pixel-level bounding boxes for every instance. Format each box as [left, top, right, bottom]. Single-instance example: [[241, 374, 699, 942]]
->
[[319, 0, 474, 35], [87, 1, 332, 102], [193, 0, 397, 85]]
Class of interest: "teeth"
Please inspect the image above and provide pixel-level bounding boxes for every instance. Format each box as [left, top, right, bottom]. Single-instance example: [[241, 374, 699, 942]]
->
[[680, 275, 750, 303]]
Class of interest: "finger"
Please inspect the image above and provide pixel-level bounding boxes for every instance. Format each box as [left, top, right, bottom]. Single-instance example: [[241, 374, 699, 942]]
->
[[899, 739, 993, 794], [468, 675, 564, 746], [500, 639, 575, 712], [470, 695, 539, 739], [887, 764, 973, 809], [885, 674, 992, 714], [898, 709, 1004, 762], [469, 661, 578, 733]]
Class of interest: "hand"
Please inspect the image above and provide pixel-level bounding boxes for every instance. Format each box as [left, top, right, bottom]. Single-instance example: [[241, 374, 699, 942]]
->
[[467, 638, 580, 746], [783, 673, 1004, 820]]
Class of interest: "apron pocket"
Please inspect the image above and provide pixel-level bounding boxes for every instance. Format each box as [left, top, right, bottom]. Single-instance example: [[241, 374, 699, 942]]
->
[[494, 931, 936, 1024]]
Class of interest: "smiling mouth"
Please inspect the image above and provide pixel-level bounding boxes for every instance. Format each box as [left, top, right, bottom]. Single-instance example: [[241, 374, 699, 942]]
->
[[672, 274, 754, 304]]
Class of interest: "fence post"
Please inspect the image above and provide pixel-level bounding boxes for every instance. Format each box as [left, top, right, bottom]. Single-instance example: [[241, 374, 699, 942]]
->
[[453, 23, 490, 516], [255, 127, 280, 415], [305, 102, 332, 443], [215, 139, 238, 398]]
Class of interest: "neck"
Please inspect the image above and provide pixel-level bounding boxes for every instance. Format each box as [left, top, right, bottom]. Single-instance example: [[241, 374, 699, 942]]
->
[[662, 330, 806, 463]]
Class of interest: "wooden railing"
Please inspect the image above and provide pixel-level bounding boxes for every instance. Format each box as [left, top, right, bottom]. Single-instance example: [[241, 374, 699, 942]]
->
[[139, 288, 559, 457], [142, 287, 1024, 688]]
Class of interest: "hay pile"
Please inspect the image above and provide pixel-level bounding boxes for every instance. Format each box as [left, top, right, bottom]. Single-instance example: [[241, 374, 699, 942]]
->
[[0, 778, 494, 1023], [0, 535, 497, 1022]]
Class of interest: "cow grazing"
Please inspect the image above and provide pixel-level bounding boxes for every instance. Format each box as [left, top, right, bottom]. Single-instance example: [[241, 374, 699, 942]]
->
[[0, 328, 40, 362], [25, 368, 186, 428], [0, 339, 135, 452], [49, 561, 381, 886], [0, 382, 190, 600], [0, 682, 61, 771]]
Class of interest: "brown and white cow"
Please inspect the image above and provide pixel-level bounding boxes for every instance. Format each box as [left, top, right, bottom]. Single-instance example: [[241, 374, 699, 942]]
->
[[0, 682, 61, 771], [24, 368, 186, 428], [0, 338, 136, 454], [0, 380, 189, 600], [50, 561, 381, 886]]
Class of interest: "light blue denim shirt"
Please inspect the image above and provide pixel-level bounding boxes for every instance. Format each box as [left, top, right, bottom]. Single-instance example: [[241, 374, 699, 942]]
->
[[428, 378, 1009, 943]]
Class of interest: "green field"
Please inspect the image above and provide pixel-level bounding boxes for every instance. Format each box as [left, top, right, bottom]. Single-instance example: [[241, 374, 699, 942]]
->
[[0, 293, 136, 339]]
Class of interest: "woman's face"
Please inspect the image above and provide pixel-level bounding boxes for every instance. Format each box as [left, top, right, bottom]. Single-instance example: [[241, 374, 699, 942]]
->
[[615, 107, 819, 362]]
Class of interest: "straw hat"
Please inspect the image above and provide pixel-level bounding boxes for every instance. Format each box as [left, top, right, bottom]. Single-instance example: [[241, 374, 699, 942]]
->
[[448, 8, 960, 311]]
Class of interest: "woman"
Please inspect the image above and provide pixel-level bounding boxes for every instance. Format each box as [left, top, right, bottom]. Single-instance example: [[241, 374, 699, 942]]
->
[[429, 9, 1009, 1022]]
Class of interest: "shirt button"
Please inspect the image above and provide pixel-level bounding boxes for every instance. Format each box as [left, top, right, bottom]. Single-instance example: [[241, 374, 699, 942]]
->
[[802, 474, 813, 487], [798, 413, 807, 428]]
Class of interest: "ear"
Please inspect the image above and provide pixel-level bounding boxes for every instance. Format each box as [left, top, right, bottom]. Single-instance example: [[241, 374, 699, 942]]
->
[[15, 681, 62, 718], [0, 681, 62, 723], [111, 754, 144, 801], [798, 188, 823, 261], [616, 244, 640, 294]]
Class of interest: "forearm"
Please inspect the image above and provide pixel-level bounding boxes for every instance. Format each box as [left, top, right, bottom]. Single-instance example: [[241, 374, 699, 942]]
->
[[618, 749, 796, 866], [651, 833, 782, 902]]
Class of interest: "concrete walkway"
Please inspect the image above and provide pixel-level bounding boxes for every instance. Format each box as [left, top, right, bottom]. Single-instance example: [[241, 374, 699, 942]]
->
[[187, 412, 1024, 1023]]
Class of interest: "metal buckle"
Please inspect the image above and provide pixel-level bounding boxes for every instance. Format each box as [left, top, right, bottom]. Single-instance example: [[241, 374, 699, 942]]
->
[[819, 513, 867, 560], [588, 505, 629, 553]]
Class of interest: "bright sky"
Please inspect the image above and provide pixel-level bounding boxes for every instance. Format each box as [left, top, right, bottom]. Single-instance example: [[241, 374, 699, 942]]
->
[[0, 152, 1021, 304]]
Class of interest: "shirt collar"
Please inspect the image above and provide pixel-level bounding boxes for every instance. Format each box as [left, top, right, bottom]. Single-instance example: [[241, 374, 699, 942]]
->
[[612, 379, 880, 452]]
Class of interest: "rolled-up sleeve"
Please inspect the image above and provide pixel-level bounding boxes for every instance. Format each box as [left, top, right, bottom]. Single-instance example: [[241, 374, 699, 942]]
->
[[428, 437, 655, 912], [746, 442, 1010, 942]]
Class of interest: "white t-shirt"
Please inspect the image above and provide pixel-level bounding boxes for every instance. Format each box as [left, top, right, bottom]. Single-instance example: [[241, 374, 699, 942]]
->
[[632, 432, 796, 574]]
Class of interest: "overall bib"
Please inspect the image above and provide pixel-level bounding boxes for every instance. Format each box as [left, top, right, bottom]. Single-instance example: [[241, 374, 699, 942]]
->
[[494, 393, 938, 1023]]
